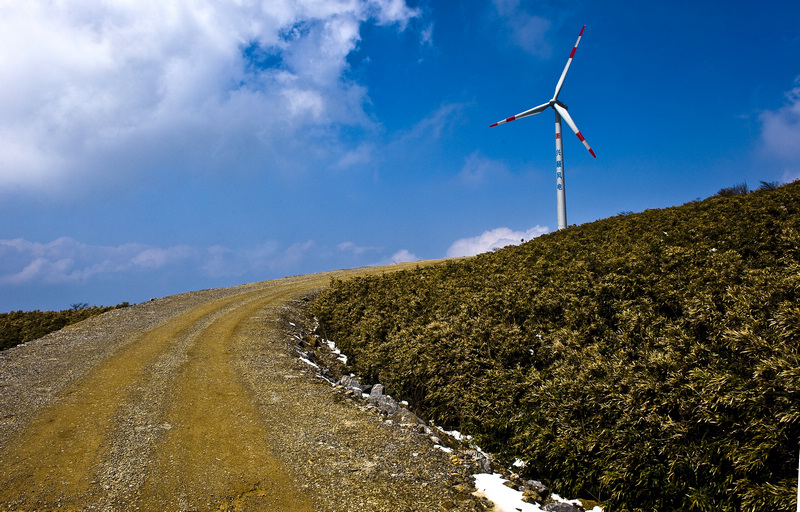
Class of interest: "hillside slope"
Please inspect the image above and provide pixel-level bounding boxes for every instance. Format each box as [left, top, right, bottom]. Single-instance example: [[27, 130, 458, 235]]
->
[[314, 181, 800, 511]]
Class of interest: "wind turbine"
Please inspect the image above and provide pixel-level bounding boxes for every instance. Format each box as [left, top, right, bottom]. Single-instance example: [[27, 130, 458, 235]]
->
[[490, 25, 596, 231]]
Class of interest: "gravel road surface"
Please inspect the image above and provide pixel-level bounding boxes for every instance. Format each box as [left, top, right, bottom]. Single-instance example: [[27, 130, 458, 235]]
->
[[0, 265, 484, 511]]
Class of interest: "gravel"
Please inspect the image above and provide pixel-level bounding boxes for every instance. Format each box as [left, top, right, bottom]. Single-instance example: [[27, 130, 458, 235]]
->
[[0, 268, 489, 511]]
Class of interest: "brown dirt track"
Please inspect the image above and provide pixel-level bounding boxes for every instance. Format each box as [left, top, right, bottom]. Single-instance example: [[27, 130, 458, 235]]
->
[[0, 265, 482, 511]]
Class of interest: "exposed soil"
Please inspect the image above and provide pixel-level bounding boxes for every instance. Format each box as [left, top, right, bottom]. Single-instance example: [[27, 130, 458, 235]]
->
[[0, 265, 485, 511]]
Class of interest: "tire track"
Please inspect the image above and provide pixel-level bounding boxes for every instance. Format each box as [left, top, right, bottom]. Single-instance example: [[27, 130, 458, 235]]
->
[[0, 263, 467, 512], [135, 283, 313, 511], [0, 283, 299, 510], [93, 287, 296, 509]]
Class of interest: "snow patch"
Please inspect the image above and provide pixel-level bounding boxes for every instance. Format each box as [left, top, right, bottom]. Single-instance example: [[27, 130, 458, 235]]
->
[[473, 473, 604, 512], [324, 338, 348, 364], [473, 473, 542, 512]]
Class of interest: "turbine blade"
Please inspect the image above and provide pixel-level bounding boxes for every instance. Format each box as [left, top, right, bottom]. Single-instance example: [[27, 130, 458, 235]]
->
[[489, 102, 550, 127], [553, 103, 596, 158], [553, 25, 585, 101]]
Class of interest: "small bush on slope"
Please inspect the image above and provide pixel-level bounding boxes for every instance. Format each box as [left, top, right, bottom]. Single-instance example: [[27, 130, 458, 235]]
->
[[314, 181, 800, 512]]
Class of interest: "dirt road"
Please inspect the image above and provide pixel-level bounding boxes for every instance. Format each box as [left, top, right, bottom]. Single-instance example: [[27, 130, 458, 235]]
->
[[0, 265, 481, 511]]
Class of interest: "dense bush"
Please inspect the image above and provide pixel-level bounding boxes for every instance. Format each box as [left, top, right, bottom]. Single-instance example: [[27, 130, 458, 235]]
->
[[0, 303, 129, 352], [717, 181, 749, 196], [314, 181, 800, 511]]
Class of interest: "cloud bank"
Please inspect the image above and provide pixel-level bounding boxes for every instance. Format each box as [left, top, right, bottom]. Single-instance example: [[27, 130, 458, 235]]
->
[[446, 226, 549, 258], [0, 0, 420, 193], [0, 236, 319, 287], [0, 234, 418, 290]]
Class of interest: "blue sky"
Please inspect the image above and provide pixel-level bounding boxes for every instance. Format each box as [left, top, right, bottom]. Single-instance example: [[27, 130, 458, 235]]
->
[[1, 0, 799, 312]]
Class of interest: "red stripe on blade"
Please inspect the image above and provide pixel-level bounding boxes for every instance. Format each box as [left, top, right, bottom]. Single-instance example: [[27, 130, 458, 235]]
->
[[589, 149, 597, 158], [569, 48, 576, 58], [489, 123, 498, 127], [505, 116, 516, 123], [577, 132, 585, 142]]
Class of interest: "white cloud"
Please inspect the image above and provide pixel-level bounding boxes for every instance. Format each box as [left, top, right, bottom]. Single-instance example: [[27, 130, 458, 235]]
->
[[372, 248, 418, 266], [130, 246, 195, 269], [334, 144, 375, 170], [420, 23, 434, 46], [280, 240, 316, 267], [400, 102, 466, 142], [457, 151, 511, 186], [201, 241, 299, 278], [372, 0, 420, 28], [338, 241, 382, 256], [446, 226, 549, 258], [0, 0, 421, 193], [490, 0, 552, 57], [387, 249, 418, 264], [759, 79, 800, 181]]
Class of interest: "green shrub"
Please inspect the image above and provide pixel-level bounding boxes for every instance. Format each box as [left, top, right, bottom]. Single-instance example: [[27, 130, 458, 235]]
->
[[314, 181, 800, 511], [0, 302, 130, 351]]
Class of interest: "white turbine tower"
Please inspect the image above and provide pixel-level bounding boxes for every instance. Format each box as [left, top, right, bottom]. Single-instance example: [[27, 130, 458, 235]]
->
[[490, 25, 596, 231]]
